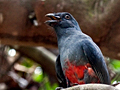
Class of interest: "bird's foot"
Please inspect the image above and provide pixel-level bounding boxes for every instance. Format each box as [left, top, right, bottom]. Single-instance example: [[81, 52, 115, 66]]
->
[[55, 87, 63, 90], [70, 83, 78, 86]]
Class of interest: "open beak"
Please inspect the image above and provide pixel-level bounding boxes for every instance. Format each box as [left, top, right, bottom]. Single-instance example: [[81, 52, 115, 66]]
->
[[45, 13, 61, 26]]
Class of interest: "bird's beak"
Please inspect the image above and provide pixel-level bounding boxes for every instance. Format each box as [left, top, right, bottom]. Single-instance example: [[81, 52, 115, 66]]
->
[[45, 13, 61, 26], [45, 13, 60, 20]]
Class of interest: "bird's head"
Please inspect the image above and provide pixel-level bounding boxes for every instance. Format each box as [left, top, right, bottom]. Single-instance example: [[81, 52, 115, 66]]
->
[[45, 12, 80, 30]]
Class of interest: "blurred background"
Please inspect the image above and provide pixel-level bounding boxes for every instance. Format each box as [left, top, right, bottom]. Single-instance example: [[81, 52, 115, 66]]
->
[[0, 0, 120, 90]]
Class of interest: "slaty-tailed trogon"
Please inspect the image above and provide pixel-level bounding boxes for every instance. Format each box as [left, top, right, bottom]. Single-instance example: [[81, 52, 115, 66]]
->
[[45, 12, 111, 87]]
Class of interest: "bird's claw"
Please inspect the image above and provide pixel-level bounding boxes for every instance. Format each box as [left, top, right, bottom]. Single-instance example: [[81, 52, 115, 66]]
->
[[55, 87, 63, 90]]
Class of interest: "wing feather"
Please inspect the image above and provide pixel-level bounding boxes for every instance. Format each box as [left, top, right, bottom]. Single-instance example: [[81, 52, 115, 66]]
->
[[55, 55, 67, 87], [81, 40, 111, 84]]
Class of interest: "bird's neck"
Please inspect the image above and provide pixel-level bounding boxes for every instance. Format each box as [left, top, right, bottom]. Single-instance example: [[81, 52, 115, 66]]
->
[[54, 27, 83, 49], [54, 27, 82, 39]]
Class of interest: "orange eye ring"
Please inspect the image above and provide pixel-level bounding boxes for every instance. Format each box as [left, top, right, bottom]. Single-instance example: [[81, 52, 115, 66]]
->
[[65, 15, 70, 19]]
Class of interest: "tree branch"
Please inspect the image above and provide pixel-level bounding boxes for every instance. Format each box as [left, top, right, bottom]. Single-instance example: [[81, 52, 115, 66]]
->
[[61, 84, 119, 90], [0, 0, 120, 60], [13, 46, 57, 77]]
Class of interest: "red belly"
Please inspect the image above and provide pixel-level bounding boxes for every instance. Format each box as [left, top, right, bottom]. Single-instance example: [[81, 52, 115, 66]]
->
[[63, 59, 100, 85]]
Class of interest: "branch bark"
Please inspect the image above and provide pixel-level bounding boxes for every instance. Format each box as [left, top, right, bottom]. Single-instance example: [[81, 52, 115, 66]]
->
[[13, 46, 57, 77], [61, 84, 119, 90]]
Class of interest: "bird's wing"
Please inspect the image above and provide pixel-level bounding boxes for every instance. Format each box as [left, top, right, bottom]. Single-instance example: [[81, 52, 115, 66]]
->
[[55, 55, 67, 87], [81, 40, 111, 84]]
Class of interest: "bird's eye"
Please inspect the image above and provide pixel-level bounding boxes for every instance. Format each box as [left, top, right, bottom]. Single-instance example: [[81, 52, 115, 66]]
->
[[65, 15, 70, 19]]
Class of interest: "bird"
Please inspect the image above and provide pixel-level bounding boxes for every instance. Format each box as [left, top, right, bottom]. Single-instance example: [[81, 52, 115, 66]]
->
[[45, 12, 111, 87]]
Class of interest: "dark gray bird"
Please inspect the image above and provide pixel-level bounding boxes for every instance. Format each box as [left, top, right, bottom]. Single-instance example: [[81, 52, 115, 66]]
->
[[45, 12, 111, 87]]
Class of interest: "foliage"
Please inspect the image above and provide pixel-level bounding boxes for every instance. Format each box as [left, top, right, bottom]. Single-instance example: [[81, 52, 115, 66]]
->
[[21, 58, 58, 90], [110, 60, 120, 71], [109, 59, 120, 83], [21, 58, 34, 68]]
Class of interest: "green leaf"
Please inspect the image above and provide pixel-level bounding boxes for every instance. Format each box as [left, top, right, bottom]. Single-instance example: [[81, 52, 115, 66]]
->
[[51, 83, 58, 90], [32, 73, 43, 82], [45, 82, 52, 90], [21, 58, 34, 68], [111, 60, 120, 70]]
